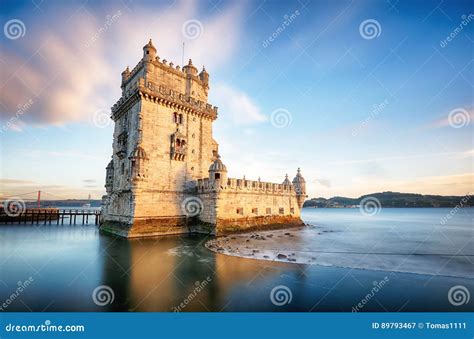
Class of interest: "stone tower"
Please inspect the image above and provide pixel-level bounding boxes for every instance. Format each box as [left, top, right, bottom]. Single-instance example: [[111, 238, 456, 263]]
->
[[100, 39, 219, 237], [100, 39, 308, 238], [292, 168, 307, 209]]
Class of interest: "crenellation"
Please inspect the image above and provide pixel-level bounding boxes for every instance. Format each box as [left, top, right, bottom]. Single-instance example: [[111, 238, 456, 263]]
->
[[100, 39, 307, 238]]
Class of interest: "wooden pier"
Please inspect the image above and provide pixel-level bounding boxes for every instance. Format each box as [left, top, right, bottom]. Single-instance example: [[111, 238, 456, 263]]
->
[[0, 209, 101, 225]]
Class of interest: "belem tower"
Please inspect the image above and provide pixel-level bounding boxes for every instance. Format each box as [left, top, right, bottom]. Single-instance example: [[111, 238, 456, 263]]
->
[[100, 39, 307, 238]]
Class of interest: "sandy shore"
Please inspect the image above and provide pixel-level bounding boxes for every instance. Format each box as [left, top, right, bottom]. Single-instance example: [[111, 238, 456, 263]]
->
[[205, 226, 322, 265]]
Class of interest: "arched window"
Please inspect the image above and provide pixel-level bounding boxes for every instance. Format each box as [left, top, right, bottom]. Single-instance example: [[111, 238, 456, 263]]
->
[[179, 114, 183, 124], [173, 112, 178, 123], [176, 139, 181, 147]]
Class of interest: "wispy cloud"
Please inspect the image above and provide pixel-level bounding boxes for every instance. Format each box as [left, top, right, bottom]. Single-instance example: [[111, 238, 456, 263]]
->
[[13, 148, 103, 160], [424, 109, 473, 129], [0, 0, 247, 128], [211, 83, 267, 125], [325, 150, 474, 166]]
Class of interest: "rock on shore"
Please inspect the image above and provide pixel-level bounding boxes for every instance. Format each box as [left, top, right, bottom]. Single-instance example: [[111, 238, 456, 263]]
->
[[204, 226, 319, 265]]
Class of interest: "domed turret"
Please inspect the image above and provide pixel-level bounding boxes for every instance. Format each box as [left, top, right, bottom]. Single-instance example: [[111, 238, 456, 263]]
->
[[183, 59, 198, 76], [282, 174, 291, 186], [209, 154, 227, 183], [129, 145, 148, 182], [199, 66, 209, 87], [292, 168, 307, 208], [143, 39, 156, 62], [105, 160, 114, 193]]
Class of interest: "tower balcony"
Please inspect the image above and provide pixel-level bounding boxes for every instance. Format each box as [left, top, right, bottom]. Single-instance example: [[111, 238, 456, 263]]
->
[[171, 146, 186, 161]]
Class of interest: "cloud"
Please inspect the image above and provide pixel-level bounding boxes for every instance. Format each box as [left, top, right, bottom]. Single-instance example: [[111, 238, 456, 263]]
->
[[13, 148, 102, 160], [0, 179, 36, 185], [314, 178, 332, 188], [424, 108, 473, 129], [211, 83, 267, 125], [0, 0, 246, 128], [82, 179, 97, 183], [325, 150, 473, 166]]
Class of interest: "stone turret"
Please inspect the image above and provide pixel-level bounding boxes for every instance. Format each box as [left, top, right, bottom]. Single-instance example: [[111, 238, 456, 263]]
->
[[183, 59, 198, 76], [209, 154, 227, 183], [199, 66, 209, 88], [121, 66, 130, 89], [143, 39, 156, 62], [292, 168, 307, 208], [282, 174, 291, 185], [105, 160, 114, 194], [129, 145, 148, 183]]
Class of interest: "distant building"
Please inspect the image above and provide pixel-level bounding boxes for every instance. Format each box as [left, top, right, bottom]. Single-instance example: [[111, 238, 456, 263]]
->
[[100, 39, 307, 238]]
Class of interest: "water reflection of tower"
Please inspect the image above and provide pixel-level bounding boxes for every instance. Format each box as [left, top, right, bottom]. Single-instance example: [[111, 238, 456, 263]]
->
[[98, 235, 132, 311]]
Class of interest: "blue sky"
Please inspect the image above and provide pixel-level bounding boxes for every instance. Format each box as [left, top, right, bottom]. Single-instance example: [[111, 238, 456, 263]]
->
[[0, 0, 473, 200]]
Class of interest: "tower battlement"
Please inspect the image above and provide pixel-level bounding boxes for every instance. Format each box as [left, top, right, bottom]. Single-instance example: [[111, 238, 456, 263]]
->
[[112, 78, 218, 120], [100, 39, 307, 238], [197, 177, 295, 194]]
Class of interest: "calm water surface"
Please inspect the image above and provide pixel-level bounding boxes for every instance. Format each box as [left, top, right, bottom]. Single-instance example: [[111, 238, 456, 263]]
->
[[0, 208, 472, 312]]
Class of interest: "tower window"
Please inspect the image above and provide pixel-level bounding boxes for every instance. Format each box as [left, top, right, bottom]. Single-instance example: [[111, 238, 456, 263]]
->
[[279, 208, 284, 214], [215, 173, 221, 180], [236, 208, 243, 215], [121, 163, 125, 175], [179, 114, 183, 124], [173, 112, 178, 123]]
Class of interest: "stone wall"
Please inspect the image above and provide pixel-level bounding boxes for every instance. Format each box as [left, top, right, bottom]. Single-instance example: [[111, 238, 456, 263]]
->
[[194, 177, 304, 236]]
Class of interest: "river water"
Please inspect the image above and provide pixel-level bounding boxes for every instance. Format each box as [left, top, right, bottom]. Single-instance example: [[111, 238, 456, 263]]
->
[[0, 208, 472, 311]]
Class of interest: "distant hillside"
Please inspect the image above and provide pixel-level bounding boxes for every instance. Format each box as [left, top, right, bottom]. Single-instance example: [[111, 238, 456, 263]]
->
[[303, 191, 473, 208]]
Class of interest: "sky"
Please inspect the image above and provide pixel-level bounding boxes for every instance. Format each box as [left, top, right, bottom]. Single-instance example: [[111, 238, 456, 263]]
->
[[0, 0, 473, 201]]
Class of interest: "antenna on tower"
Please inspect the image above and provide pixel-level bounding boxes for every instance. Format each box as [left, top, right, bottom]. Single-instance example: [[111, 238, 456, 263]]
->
[[182, 42, 185, 67]]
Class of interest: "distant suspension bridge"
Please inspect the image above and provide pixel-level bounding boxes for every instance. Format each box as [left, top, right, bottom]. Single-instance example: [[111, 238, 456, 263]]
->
[[1, 190, 101, 225]]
